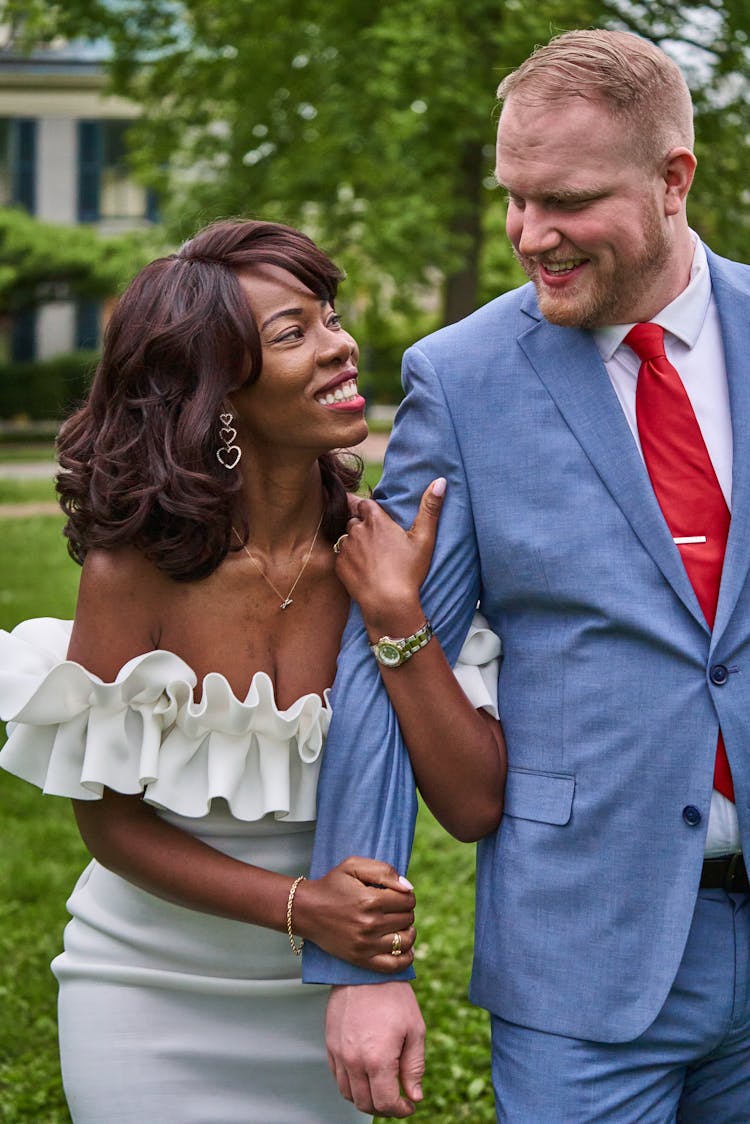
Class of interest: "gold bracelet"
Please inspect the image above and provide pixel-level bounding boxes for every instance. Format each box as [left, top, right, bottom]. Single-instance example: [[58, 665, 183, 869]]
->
[[286, 875, 306, 956]]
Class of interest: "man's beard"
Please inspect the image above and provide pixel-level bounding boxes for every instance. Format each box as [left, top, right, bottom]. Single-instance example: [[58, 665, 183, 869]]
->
[[515, 211, 672, 330]]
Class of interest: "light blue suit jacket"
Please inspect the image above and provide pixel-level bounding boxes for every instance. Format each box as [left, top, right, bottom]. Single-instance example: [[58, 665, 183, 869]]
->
[[303, 246, 750, 1043]]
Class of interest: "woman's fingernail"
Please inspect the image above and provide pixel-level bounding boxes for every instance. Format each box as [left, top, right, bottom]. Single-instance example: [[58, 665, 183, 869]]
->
[[432, 477, 446, 497], [399, 875, 414, 889]]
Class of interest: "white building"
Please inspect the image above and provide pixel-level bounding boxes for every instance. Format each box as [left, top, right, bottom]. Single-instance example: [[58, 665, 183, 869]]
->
[[0, 39, 157, 361]]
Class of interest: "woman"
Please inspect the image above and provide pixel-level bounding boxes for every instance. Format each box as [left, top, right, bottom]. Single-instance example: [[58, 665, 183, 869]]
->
[[0, 219, 505, 1122]]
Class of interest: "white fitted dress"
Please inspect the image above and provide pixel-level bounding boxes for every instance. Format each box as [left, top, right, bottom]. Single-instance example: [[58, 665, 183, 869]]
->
[[0, 615, 500, 1124]]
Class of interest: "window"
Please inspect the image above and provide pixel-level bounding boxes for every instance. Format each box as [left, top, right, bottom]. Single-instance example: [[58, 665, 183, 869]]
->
[[78, 119, 152, 222], [0, 118, 37, 212]]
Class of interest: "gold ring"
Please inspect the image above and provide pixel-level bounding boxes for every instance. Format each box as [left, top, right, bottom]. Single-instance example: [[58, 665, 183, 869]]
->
[[391, 932, 403, 956], [333, 534, 349, 555]]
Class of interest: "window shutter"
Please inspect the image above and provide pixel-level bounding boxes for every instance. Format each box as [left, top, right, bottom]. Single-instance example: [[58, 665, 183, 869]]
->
[[75, 299, 101, 350], [11, 307, 37, 363], [77, 120, 101, 222], [13, 118, 36, 213]]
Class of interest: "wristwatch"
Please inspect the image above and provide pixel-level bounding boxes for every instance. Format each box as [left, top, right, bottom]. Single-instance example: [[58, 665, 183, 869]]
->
[[370, 621, 434, 668]]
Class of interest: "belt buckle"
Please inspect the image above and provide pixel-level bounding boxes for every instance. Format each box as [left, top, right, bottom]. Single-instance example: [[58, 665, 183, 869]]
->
[[723, 852, 742, 891]]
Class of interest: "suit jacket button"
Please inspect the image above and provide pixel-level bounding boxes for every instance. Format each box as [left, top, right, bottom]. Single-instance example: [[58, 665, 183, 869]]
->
[[710, 664, 729, 685], [682, 805, 702, 826]]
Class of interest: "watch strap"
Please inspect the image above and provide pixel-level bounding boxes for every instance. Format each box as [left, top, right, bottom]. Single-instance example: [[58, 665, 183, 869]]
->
[[370, 620, 433, 667]]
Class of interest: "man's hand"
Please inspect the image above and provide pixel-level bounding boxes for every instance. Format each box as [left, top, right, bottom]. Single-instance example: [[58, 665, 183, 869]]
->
[[325, 982, 426, 1118]]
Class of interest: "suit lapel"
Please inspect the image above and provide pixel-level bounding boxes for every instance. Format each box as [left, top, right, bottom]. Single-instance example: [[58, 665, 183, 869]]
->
[[517, 293, 707, 631], [709, 253, 750, 643]]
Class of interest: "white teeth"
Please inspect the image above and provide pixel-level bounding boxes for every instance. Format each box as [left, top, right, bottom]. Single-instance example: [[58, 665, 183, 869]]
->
[[316, 378, 358, 405], [545, 259, 582, 273]]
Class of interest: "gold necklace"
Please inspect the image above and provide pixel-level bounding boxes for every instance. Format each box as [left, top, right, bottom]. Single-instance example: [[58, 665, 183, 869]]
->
[[232, 511, 325, 610]]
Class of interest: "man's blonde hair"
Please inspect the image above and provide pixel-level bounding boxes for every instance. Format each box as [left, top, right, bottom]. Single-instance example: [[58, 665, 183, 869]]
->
[[497, 29, 694, 167]]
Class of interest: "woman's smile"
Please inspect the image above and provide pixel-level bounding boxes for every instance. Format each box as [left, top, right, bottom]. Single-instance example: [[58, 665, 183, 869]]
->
[[314, 373, 366, 412]]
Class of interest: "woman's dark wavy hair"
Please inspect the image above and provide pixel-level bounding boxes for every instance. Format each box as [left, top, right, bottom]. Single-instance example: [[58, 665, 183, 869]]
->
[[56, 219, 363, 581]]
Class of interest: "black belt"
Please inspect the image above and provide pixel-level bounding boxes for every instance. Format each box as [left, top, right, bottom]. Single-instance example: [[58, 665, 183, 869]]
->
[[700, 854, 750, 892]]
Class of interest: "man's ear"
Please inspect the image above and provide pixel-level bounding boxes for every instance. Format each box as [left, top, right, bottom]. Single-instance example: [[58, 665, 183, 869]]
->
[[662, 147, 697, 215]]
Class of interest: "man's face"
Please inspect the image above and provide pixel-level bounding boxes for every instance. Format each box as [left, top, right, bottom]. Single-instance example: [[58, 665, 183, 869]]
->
[[495, 95, 677, 329]]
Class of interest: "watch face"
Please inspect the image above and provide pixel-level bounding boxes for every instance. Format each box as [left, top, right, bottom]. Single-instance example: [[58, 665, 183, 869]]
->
[[377, 641, 404, 667]]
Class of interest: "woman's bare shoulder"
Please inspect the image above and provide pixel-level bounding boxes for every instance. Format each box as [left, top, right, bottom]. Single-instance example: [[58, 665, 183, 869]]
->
[[68, 547, 172, 675], [80, 544, 167, 587]]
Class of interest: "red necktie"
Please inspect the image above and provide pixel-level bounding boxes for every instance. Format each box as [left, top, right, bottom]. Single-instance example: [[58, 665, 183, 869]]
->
[[626, 322, 734, 802]]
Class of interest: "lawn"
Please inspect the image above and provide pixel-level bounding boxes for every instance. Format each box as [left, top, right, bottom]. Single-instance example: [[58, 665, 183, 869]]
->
[[0, 445, 56, 464], [0, 478, 58, 506], [0, 506, 495, 1123]]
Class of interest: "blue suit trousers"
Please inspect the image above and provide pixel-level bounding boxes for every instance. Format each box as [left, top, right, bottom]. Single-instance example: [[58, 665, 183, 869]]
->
[[490, 890, 750, 1122]]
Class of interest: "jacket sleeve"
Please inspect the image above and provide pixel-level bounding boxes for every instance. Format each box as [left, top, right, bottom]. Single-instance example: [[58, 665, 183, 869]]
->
[[302, 341, 482, 984]]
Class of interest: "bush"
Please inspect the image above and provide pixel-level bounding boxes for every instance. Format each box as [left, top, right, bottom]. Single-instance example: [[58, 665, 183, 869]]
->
[[0, 350, 99, 421]]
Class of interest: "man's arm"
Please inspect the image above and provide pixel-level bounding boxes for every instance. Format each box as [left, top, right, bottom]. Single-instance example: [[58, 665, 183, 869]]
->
[[304, 342, 481, 981], [304, 343, 482, 1114]]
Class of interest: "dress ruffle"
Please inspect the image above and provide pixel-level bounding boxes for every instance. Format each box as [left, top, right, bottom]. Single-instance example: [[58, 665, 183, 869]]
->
[[0, 618, 330, 821], [0, 612, 500, 819]]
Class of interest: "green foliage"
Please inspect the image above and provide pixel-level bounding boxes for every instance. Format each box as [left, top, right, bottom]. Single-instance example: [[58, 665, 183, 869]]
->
[[0, 207, 165, 314], [356, 302, 439, 404], [0, 351, 98, 421], [5, 0, 748, 327]]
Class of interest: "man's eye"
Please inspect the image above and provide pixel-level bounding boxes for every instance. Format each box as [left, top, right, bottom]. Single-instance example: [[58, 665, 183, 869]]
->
[[328, 313, 342, 329], [552, 196, 596, 211]]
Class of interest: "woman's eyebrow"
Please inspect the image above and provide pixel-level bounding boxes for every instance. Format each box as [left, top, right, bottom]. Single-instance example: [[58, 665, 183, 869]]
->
[[261, 301, 327, 333]]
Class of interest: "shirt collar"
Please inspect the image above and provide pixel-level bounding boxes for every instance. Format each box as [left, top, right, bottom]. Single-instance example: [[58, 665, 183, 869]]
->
[[594, 233, 711, 363]]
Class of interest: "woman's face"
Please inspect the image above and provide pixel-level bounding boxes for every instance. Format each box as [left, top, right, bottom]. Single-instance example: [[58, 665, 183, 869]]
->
[[230, 265, 367, 458]]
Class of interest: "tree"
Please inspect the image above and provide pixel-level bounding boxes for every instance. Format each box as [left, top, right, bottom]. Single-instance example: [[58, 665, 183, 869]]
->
[[0, 206, 163, 314], [6, 0, 749, 331]]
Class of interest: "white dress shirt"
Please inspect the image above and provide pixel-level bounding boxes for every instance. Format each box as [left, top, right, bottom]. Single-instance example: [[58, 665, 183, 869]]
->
[[593, 235, 740, 856]]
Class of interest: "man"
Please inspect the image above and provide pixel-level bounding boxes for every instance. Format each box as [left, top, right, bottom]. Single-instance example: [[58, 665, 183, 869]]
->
[[304, 28, 750, 1121]]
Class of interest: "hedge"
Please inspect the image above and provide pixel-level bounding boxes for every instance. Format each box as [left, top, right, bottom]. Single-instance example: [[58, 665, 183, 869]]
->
[[0, 351, 99, 421]]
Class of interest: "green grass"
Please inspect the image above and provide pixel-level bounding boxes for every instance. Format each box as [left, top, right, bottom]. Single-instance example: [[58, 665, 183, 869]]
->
[[0, 503, 495, 1123], [0, 478, 57, 505], [0, 772, 87, 1123], [0, 443, 56, 463], [0, 519, 79, 625]]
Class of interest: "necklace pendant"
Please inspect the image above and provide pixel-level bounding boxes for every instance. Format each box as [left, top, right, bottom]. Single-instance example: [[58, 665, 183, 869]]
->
[[280, 598, 293, 610]]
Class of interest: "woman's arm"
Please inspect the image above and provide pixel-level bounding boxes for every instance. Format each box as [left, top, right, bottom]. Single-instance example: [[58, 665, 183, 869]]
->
[[66, 548, 415, 973], [335, 481, 506, 842], [73, 790, 415, 973]]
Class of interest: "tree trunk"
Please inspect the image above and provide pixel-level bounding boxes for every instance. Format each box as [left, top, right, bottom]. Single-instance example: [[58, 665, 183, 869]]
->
[[441, 140, 485, 326]]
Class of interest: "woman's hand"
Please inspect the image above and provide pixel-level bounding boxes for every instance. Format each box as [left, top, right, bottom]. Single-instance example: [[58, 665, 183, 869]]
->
[[334, 478, 446, 633], [293, 857, 417, 973]]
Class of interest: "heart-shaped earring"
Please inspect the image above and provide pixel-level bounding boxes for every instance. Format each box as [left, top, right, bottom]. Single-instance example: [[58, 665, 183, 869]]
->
[[217, 410, 241, 469], [217, 445, 241, 470]]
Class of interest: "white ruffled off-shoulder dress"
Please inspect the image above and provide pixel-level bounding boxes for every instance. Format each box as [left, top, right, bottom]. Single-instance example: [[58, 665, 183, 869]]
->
[[0, 614, 500, 1124]]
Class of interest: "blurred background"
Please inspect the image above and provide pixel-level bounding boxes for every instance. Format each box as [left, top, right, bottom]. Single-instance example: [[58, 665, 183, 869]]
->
[[0, 0, 747, 434]]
